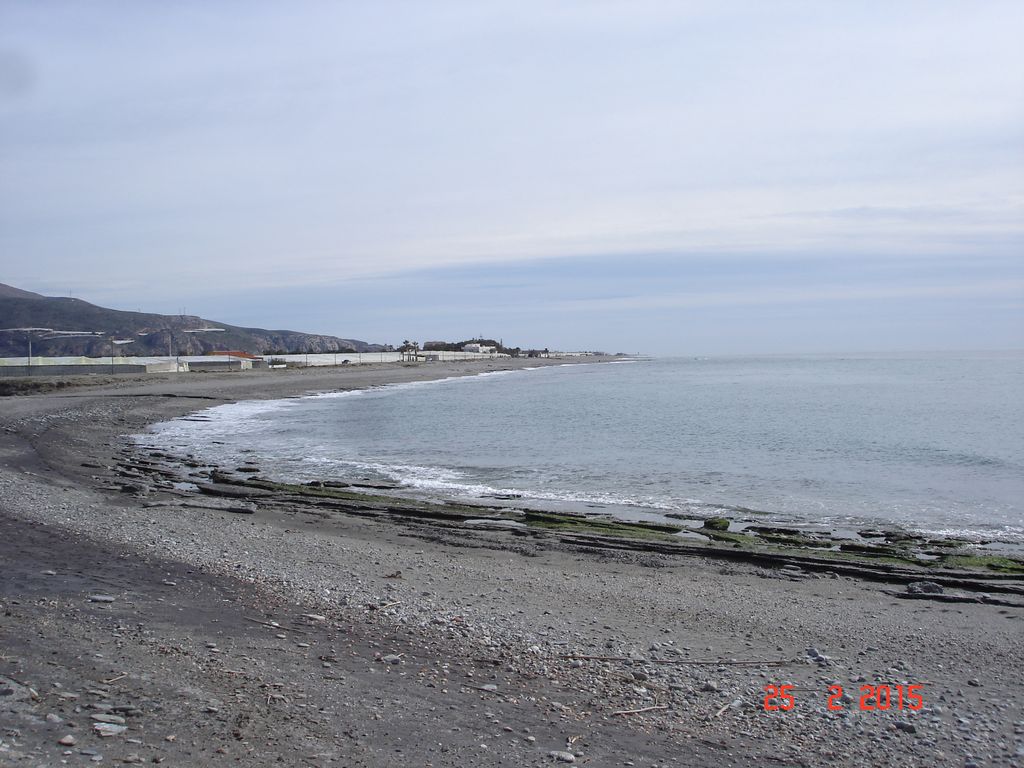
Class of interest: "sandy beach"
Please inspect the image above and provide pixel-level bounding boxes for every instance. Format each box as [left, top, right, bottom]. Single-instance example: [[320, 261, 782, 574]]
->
[[1, 359, 1022, 768]]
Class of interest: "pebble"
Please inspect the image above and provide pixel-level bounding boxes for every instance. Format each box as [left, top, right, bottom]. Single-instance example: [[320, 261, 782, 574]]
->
[[91, 713, 126, 724], [381, 654, 402, 665], [895, 721, 917, 734], [88, 595, 116, 603], [548, 751, 576, 763], [58, 735, 77, 746], [701, 681, 719, 692], [94, 722, 127, 737]]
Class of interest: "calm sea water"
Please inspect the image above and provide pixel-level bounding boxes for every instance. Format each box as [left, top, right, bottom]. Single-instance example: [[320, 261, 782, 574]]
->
[[141, 353, 1024, 542]]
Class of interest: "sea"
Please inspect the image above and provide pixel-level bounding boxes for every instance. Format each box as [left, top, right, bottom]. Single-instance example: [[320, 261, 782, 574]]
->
[[139, 352, 1024, 543]]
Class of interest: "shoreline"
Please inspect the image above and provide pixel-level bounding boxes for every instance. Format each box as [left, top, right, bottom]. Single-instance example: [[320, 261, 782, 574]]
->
[[2, 359, 1023, 766], [131, 363, 1023, 568]]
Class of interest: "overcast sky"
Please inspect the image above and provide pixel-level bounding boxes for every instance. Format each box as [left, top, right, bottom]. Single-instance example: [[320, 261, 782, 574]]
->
[[2, 1, 1022, 354]]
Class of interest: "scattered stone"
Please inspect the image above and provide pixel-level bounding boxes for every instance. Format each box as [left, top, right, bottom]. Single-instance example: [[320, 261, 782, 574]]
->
[[701, 681, 718, 693], [46, 713, 63, 724], [906, 581, 943, 594], [806, 647, 830, 664], [42, 569, 57, 576], [94, 722, 127, 737], [58, 735, 77, 747], [91, 713, 126, 725], [968, 678, 981, 687], [88, 595, 116, 603], [302, 614, 326, 622], [895, 721, 917, 734], [481, 684, 498, 692], [381, 654, 402, 665], [548, 750, 576, 763]]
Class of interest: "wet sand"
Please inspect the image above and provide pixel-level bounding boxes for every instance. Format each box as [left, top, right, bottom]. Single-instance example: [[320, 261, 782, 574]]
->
[[1, 359, 1022, 767]]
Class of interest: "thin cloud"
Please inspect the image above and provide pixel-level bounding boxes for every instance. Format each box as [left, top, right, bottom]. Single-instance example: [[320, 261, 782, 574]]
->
[[549, 280, 1024, 314]]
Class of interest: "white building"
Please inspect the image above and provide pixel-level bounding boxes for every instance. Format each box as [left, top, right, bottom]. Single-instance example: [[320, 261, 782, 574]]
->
[[462, 343, 496, 354]]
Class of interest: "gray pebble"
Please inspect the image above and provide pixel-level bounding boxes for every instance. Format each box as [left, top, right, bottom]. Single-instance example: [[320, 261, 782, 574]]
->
[[548, 751, 576, 763]]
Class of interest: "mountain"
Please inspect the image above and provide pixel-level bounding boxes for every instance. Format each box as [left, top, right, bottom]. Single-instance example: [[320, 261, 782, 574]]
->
[[0, 283, 386, 357], [0, 284, 46, 300]]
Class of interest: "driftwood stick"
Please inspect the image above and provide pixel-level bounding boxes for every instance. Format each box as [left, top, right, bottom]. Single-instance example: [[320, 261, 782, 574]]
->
[[611, 704, 669, 716], [463, 684, 516, 699], [650, 659, 793, 666], [562, 654, 793, 666], [243, 616, 308, 635]]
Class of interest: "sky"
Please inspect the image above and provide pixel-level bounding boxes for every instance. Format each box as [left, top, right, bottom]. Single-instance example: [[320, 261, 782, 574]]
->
[[1, 1, 1022, 354]]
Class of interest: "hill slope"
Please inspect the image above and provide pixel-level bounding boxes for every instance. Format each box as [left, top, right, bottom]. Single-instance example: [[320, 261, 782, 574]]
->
[[0, 284, 46, 300], [0, 283, 385, 357]]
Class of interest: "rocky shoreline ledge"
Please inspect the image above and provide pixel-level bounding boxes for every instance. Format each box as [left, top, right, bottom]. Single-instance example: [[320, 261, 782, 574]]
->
[[2, 360, 1023, 767], [127, 459, 1024, 604]]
